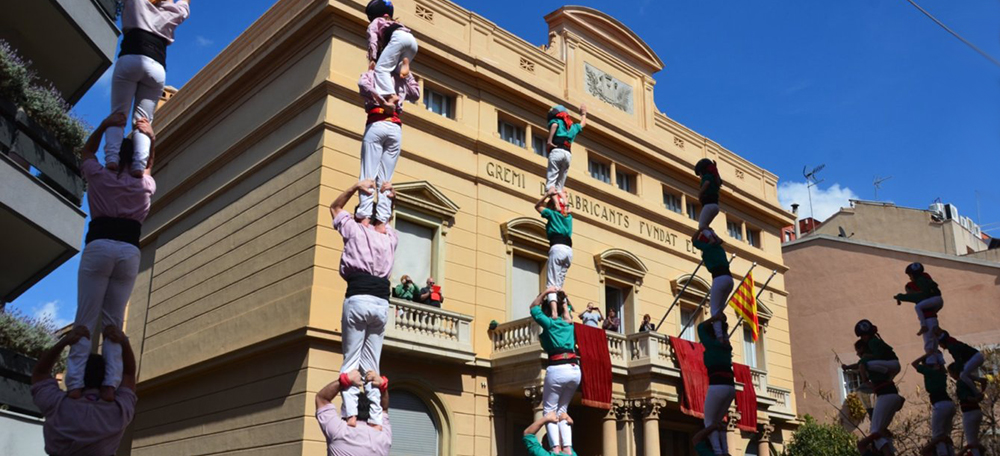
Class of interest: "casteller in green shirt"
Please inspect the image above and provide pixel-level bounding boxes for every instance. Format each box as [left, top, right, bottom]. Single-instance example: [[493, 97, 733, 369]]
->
[[916, 364, 949, 404], [523, 434, 579, 456], [548, 105, 584, 149], [693, 236, 729, 274], [541, 208, 573, 241], [530, 305, 575, 355]]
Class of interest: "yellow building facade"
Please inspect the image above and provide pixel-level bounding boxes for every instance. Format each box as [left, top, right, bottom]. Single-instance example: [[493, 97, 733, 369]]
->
[[123, 1, 798, 455]]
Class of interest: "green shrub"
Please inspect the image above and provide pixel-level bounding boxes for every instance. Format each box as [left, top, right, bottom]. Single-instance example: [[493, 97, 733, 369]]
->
[[782, 415, 859, 456], [0, 309, 66, 372], [0, 39, 89, 153]]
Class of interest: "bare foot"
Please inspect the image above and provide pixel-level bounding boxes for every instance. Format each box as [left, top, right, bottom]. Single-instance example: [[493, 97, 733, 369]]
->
[[100, 386, 115, 402], [544, 411, 558, 423], [917, 326, 928, 336], [559, 413, 573, 425], [399, 57, 410, 78], [129, 169, 144, 178], [106, 161, 119, 172], [67, 388, 83, 399], [347, 416, 358, 427]]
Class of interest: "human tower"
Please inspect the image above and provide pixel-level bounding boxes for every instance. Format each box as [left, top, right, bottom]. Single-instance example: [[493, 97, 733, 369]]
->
[[23, 1, 989, 455]]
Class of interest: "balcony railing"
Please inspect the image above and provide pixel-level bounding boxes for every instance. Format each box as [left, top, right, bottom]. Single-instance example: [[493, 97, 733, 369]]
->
[[384, 298, 474, 363], [491, 317, 795, 418]]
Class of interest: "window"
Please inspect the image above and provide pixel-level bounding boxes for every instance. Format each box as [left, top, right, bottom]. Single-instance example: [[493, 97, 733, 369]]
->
[[511, 255, 543, 320], [615, 169, 636, 194], [680, 307, 697, 341], [531, 134, 548, 157], [663, 188, 682, 214], [393, 219, 435, 285], [784, 232, 792, 242], [746, 227, 761, 248], [605, 285, 625, 333], [687, 201, 699, 221], [841, 369, 864, 400], [727, 221, 743, 241], [589, 159, 611, 184], [390, 390, 440, 456], [498, 118, 525, 147], [423, 88, 454, 119], [743, 327, 759, 369]]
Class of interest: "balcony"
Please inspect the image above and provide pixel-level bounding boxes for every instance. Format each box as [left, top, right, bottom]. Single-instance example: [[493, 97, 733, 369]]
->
[[490, 317, 795, 420], [0, 0, 121, 105], [383, 298, 475, 363]]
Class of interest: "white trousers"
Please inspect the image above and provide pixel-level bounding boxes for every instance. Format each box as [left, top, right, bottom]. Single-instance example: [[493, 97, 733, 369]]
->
[[931, 401, 956, 456], [105, 54, 165, 171], [870, 393, 904, 451], [710, 275, 734, 340], [66, 240, 140, 390], [546, 148, 571, 191], [699, 203, 719, 231], [915, 296, 943, 327], [704, 384, 736, 455], [961, 352, 985, 396], [963, 410, 982, 455], [867, 359, 901, 379], [357, 121, 402, 222], [543, 363, 581, 449], [340, 294, 388, 425], [374, 30, 418, 96], [923, 317, 943, 362], [545, 244, 573, 303]]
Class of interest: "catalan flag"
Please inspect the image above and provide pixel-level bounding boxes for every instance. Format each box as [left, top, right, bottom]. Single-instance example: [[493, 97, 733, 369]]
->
[[728, 272, 759, 341]]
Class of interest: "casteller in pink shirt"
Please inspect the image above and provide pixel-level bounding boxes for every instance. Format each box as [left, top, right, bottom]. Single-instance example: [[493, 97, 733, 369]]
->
[[333, 210, 397, 280], [31, 379, 137, 456], [317, 403, 392, 456], [122, 0, 190, 44], [82, 158, 156, 223]]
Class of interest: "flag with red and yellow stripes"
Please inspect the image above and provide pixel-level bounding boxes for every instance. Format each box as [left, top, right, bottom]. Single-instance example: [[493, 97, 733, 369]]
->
[[728, 272, 759, 341]]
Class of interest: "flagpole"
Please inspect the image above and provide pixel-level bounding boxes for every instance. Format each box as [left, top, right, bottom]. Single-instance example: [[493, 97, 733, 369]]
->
[[673, 254, 735, 336], [680, 260, 757, 337], [655, 258, 704, 332], [728, 269, 778, 339]]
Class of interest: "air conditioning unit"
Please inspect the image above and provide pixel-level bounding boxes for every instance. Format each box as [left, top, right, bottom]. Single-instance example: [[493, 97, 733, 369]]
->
[[929, 202, 945, 219], [944, 204, 959, 221]]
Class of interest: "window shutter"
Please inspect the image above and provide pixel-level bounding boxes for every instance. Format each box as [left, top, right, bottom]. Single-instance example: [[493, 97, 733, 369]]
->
[[390, 391, 439, 456]]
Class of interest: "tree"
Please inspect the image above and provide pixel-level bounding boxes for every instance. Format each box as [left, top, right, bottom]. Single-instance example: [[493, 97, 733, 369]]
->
[[783, 415, 859, 456], [0, 309, 66, 371]]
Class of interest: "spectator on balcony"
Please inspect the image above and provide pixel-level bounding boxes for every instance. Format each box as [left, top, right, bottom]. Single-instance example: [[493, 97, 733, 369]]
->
[[330, 179, 397, 428], [579, 303, 603, 328], [31, 325, 137, 456], [392, 275, 420, 301], [315, 368, 392, 455], [419, 277, 444, 307], [639, 314, 655, 332], [602, 307, 621, 333], [68, 114, 156, 402]]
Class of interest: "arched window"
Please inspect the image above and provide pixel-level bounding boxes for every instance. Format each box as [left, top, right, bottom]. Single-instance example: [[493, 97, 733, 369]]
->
[[594, 248, 648, 333], [501, 217, 549, 320], [390, 390, 441, 456]]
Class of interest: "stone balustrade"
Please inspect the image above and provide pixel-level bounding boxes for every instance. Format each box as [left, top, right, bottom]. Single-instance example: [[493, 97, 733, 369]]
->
[[385, 298, 475, 363]]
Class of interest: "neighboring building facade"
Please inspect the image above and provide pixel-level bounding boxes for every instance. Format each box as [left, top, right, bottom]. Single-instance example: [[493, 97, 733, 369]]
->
[[0, 0, 121, 304], [784, 234, 1000, 422], [122, 1, 798, 455], [812, 200, 990, 255]]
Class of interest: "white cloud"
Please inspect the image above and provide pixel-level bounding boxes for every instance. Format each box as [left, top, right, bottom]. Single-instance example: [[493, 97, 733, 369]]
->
[[778, 181, 859, 222], [34, 300, 71, 329], [195, 36, 214, 47]]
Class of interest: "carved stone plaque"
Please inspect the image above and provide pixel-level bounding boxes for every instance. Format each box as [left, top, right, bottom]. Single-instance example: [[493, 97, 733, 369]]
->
[[584, 63, 634, 114]]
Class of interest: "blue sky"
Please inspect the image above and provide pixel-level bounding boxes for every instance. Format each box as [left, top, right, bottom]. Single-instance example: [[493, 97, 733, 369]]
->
[[10, 0, 999, 327]]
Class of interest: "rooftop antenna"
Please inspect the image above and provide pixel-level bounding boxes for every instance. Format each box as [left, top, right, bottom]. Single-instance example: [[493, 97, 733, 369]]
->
[[873, 176, 892, 201], [803, 164, 825, 225]]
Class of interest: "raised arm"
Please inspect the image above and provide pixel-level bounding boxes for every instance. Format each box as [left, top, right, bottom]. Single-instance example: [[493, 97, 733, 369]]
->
[[578, 103, 588, 129], [358, 72, 389, 108], [134, 117, 156, 175], [316, 369, 363, 409], [329, 179, 375, 219], [80, 113, 127, 162], [546, 122, 558, 150], [366, 371, 389, 412], [535, 188, 556, 214], [381, 181, 396, 223], [523, 413, 558, 436], [32, 326, 89, 384], [912, 353, 929, 369], [103, 325, 136, 390]]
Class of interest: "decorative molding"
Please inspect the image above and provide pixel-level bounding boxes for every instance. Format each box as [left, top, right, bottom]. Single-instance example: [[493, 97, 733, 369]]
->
[[501, 217, 549, 254], [674, 137, 684, 149], [594, 248, 648, 286], [523, 385, 543, 409], [415, 3, 434, 22], [393, 181, 460, 221], [584, 63, 634, 114], [671, 274, 711, 296], [634, 398, 666, 419], [519, 57, 535, 73], [735, 169, 745, 180]]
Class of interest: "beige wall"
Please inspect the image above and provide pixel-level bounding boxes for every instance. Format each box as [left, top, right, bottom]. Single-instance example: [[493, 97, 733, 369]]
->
[[814, 201, 987, 256], [123, 0, 800, 454], [784, 235, 1000, 422]]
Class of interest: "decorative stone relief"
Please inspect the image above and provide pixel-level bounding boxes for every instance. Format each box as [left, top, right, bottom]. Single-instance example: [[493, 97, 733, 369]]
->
[[674, 137, 685, 149], [584, 63, 634, 114], [415, 4, 434, 22], [519, 57, 535, 73], [735, 169, 745, 180]]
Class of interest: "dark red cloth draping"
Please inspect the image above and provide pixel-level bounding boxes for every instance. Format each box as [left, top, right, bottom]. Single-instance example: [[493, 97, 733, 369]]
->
[[669, 336, 708, 418], [574, 323, 612, 409], [732, 363, 758, 432]]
